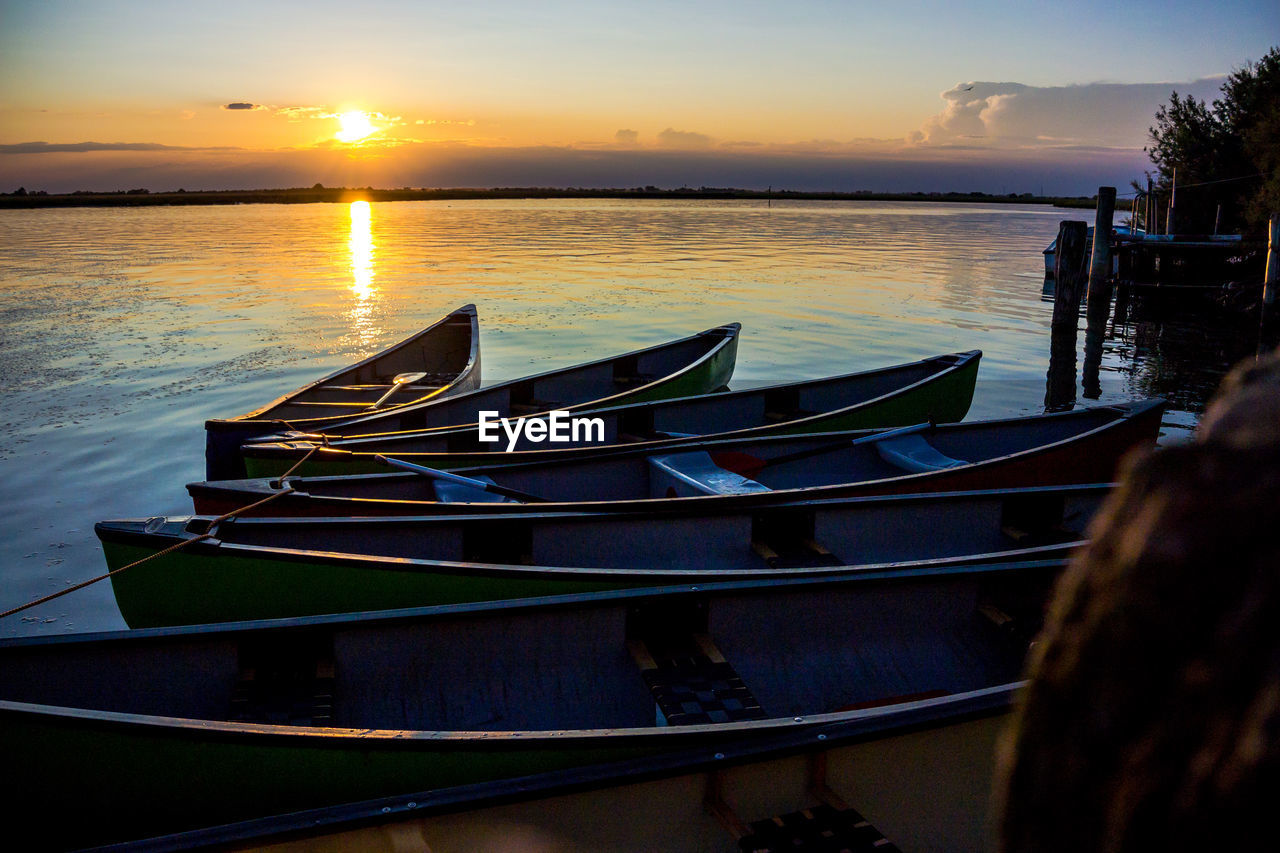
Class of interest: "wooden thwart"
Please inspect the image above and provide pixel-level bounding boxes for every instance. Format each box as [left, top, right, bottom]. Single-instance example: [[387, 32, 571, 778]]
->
[[751, 537, 842, 570], [706, 754, 902, 852]]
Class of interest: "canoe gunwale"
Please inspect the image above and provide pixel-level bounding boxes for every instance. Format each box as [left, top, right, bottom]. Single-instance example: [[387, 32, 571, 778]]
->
[[100, 518, 1078, 582], [31, 550, 1069, 644], [0, 681, 1020, 749], [157, 479, 1117, 533]]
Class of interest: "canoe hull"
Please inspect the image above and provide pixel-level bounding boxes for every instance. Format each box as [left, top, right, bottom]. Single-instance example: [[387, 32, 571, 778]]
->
[[1, 559, 1045, 849], [204, 305, 481, 480], [103, 483, 1105, 627], [72, 702, 1009, 852], [195, 400, 1162, 518]]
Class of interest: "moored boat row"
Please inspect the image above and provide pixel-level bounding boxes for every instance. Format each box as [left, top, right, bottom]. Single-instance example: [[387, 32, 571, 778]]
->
[[3, 305, 1167, 850]]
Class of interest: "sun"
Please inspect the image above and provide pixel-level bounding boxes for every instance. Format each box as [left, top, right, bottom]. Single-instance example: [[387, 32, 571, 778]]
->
[[335, 110, 377, 143]]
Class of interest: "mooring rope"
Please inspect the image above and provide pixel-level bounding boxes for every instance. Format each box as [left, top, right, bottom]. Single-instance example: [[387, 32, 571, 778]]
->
[[0, 445, 321, 621], [272, 419, 332, 445]]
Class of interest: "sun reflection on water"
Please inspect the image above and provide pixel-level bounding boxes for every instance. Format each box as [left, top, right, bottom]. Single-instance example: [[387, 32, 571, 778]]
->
[[345, 200, 382, 350], [349, 200, 375, 299]]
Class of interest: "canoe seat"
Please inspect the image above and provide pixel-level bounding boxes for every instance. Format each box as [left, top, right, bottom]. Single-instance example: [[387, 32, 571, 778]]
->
[[318, 382, 443, 392], [434, 475, 514, 503], [875, 434, 967, 473], [737, 804, 900, 853], [647, 451, 771, 497], [628, 633, 766, 726]]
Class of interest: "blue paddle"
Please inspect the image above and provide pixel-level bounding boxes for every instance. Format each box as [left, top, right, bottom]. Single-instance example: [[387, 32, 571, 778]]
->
[[375, 455, 550, 503]]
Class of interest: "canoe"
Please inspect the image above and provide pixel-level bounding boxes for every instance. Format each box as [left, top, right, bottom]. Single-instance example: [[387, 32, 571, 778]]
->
[[100, 483, 1105, 626], [204, 305, 481, 479], [90, 676, 1012, 853], [249, 322, 742, 446], [237, 350, 982, 478], [0, 558, 1060, 849], [187, 399, 1164, 518]]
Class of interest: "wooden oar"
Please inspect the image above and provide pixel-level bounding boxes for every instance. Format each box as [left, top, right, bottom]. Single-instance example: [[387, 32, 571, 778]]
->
[[368, 372, 429, 409], [712, 421, 934, 479], [375, 455, 549, 503]]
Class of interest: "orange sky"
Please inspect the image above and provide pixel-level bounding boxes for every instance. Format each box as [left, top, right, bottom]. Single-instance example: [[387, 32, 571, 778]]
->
[[1, 1, 1276, 193]]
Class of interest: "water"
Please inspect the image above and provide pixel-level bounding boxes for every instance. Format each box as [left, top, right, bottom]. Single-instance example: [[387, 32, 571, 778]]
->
[[0, 198, 1264, 635]]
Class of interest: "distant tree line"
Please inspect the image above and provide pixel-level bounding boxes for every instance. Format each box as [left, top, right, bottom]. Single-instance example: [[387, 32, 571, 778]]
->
[[1145, 46, 1279, 235]]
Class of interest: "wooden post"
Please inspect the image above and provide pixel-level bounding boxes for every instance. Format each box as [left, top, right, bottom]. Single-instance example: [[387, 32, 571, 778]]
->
[[1045, 221, 1088, 410], [1145, 177, 1153, 233], [1167, 167, 1177, 235], [1266, 215, 1279, 307], [1086, 188, 1116, 308], [1083, 188, 1117, 398]]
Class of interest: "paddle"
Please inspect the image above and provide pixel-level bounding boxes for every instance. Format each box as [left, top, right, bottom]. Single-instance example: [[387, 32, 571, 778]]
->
[[711, 421, 934, 479], [374, 455, 550, 503], [368, 372, 430, 409]]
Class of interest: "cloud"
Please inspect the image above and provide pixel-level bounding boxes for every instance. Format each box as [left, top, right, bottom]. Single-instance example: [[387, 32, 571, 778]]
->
[[614, 128, 639, 146], [0, 141, 208, 154], [275, 105, 331, 121], [222, 102, 261, 111], [910, 77, 1227, 148], [657, 127, 712, 149]]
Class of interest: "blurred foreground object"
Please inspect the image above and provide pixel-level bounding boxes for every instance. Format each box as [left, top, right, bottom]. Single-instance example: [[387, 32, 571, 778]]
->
[[996, 349, 1280, 853]]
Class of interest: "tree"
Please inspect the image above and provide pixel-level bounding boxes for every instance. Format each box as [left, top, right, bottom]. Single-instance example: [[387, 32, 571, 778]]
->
[[1146, 47, 1280, 235]]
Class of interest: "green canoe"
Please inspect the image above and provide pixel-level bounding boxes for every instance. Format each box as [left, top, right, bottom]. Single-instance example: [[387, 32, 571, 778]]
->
[[237, 349, 979, 478], [0, 559, 1054, 849]]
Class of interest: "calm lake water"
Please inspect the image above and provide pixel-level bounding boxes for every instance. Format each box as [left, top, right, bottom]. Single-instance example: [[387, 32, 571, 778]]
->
[[0, 198, 1266, 636]]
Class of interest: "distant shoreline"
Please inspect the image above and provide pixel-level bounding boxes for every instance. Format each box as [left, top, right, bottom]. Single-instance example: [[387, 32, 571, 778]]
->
[[0, 186, 1115, 210]]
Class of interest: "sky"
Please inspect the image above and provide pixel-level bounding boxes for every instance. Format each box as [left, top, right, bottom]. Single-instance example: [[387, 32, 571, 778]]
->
[[1, 0, 1276, 194]]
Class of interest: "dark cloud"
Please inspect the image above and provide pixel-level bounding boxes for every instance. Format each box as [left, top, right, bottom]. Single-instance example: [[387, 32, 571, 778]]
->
[[223, 102, 259, 111], [0, 141, 188, 154], [657, 127, 713, 149]]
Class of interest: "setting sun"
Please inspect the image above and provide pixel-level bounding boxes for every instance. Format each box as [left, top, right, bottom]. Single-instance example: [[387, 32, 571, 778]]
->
[[335, 110, 377, 143]]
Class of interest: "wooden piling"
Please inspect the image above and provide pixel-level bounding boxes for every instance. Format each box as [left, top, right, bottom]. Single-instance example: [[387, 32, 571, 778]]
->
[[1045, 221, 1088, 410], [1083, 188, 1117, 398], [1167, 168, 1177, 235], [1086, 189, 1116, 309], [1152, 174, 1162, 233]]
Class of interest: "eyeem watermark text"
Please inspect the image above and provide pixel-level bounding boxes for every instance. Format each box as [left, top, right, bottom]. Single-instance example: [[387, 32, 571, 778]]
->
[[478, 410, 605, 451]]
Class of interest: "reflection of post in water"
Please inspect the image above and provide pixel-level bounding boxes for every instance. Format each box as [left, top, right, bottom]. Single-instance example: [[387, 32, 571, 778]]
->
[[1082, 187, 1117, 398], [1045, 221, 1088, 411], [1262, 215, 1279, 357]]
